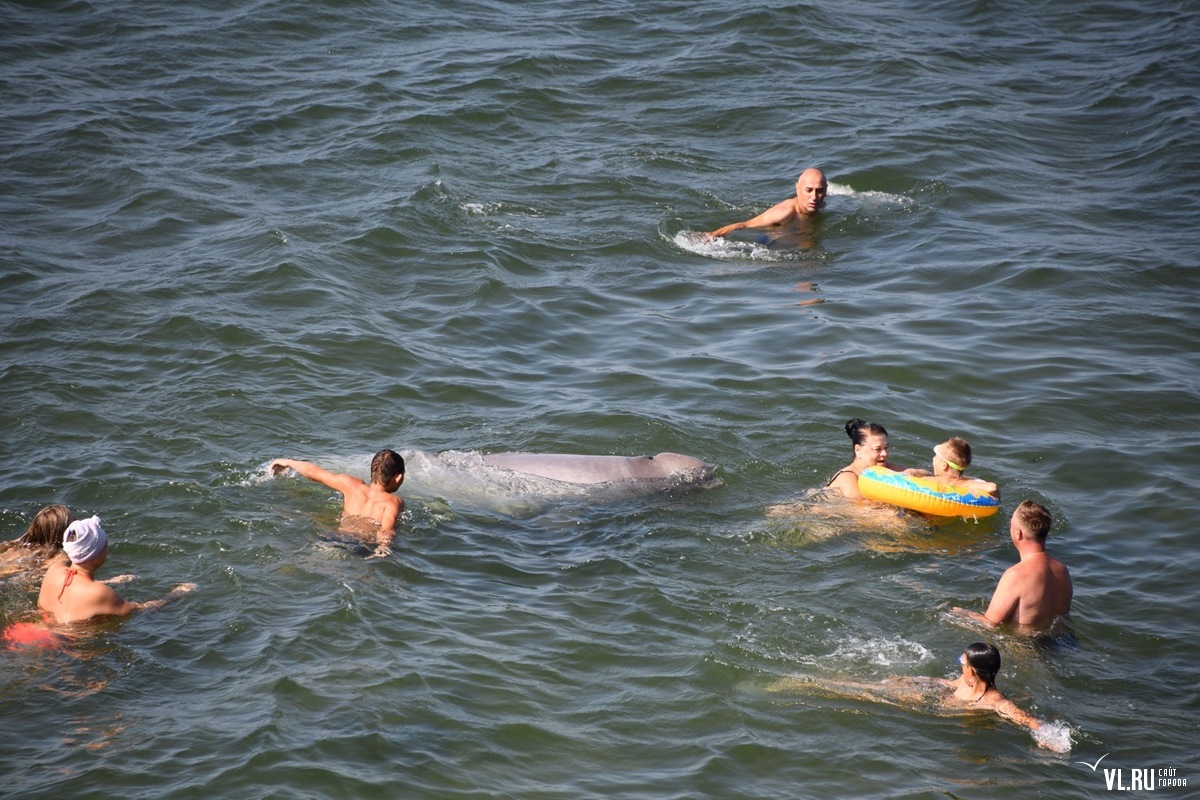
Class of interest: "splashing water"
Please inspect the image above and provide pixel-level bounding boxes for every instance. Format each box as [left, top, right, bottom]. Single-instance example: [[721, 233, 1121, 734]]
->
[[1033, 719, 1073, 753]]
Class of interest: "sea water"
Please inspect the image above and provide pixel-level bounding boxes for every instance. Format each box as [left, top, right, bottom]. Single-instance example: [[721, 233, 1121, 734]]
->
[[2, 0, 1198, 797]]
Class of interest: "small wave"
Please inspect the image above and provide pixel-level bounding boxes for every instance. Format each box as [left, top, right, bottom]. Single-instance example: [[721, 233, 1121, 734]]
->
[[672, 230, 783, 261], [460, 201, 543, 218], [828, 634, 934, 669], [829, 182, 914, 208]]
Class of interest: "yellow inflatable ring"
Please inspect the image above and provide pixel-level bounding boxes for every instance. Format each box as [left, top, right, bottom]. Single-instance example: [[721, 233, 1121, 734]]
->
[[858, 466, 1000, 518]]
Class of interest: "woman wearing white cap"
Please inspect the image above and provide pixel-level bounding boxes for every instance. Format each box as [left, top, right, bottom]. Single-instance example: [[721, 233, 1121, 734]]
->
[[37, 515, 195, 625]]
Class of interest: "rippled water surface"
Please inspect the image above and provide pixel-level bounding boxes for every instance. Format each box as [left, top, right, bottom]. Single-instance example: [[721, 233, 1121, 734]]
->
[[2, 1, 1198, 797]]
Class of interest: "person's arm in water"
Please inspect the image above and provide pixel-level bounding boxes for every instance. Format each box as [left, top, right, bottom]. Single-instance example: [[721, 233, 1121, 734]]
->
[[978, 567, 1020, 626], [270, 458, 365, 497], [80, 581, 141, 618], [992, 694, 1040, 732], [368, 497, 401, 560], [710, 198, 798, 238], [950, 566, 1019, 628], [58, 580, 196, 620], [136, 583, 198, 612]]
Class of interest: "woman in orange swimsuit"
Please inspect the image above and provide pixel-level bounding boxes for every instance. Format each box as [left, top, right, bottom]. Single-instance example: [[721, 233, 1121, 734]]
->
[[37, 516, 195, 625]]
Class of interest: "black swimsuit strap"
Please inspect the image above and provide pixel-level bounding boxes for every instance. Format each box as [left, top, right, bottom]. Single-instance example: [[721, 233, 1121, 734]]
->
[[824, 468, 856, 487]]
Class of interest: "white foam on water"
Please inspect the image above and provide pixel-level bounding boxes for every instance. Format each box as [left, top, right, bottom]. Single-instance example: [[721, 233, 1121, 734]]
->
[[827, 634, 935, 669], [828, 181, 914, 208], [672, 230, 782, 261], [1032, 719, 1073, 753], [460, 201, 543, 218]]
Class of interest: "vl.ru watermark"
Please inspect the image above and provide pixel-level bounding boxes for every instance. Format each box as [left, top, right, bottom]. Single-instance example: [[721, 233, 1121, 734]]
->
[[1077, 755, 1188, 791]]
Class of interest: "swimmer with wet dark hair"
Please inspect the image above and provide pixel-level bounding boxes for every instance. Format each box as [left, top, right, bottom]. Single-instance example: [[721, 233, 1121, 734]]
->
[[826, 418, 905, 500], [768, 642, 1069, 751], [270, 449, 406, 559], [765, 418, 909, 518]]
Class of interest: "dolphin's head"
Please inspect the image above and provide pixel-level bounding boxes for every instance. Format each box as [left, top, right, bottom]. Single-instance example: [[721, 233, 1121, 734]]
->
[[651, 452, 723, 491]]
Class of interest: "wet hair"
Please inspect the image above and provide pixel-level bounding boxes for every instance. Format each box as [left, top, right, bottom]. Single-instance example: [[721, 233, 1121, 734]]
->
[[941, 437, 972, 469], [845, 418, 888, 449], [964, 642, 1001, 690], [1014, 500, 1053, 543], [370, 449, 406, 485], [13, 504, 73, 549]]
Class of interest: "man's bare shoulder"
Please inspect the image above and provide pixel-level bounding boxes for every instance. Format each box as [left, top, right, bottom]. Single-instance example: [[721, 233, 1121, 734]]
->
[[998, 561, 1027, 582]]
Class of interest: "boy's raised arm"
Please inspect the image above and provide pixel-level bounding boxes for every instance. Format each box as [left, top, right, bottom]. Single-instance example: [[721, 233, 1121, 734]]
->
[[271, 458, 362, 495]]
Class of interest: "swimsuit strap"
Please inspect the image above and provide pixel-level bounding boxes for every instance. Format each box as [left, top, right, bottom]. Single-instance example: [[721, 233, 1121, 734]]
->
[[57, 568, 78, 602], [824, 468, 857, 487]]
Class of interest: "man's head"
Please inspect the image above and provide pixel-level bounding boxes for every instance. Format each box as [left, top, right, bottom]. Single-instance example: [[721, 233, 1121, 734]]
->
[[371, 449, 406, 491], [795, 168, 828, 214], [62, 515, 108, 566], [1011, 500, 1052, 544]]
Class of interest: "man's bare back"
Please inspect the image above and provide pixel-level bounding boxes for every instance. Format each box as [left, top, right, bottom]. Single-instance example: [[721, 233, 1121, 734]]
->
[[954, 501, 1072, 632], [984, 553, 1072, 628]]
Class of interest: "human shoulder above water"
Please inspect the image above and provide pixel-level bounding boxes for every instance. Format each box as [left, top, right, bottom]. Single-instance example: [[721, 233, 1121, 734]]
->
[[708, 168, 828, 238], [954, 500, 1072, 631], [270, 448, 406, 559], [38, 515, 195, 625], [826, 417, 905, 500]]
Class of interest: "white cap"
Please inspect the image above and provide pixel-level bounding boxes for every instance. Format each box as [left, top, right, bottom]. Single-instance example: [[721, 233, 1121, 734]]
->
[[62, 515, 107, 564]]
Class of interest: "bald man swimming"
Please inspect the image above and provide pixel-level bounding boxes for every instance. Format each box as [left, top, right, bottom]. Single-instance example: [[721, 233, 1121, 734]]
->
[[709, 168, 828, 238]]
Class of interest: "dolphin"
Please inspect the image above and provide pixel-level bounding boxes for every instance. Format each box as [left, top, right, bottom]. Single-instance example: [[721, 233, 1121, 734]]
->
[[324, 449, 722, 518], [479, 451, 716, 486]]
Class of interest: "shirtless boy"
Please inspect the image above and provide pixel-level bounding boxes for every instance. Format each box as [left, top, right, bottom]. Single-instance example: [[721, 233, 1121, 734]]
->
[[270, 449, 405, 559], [709, 168, 828, 238], [39, 516, 195, 624], [955, 501, 1072, 630], [904, 437, 999, 499]]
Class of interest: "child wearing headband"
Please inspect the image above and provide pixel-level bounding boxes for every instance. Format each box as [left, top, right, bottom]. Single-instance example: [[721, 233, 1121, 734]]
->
[[905, 437, 999, 499]]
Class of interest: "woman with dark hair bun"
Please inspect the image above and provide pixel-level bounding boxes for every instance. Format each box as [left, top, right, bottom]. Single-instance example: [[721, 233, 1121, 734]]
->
[[826, 418, 904, 500]]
